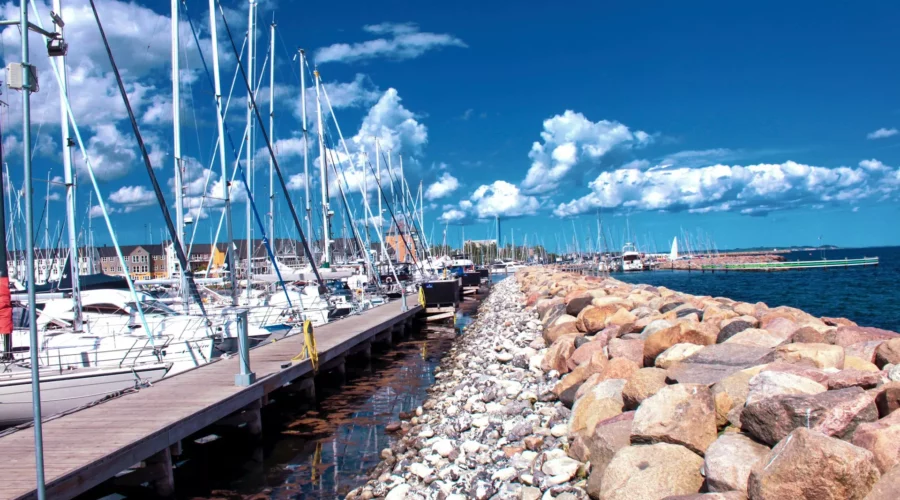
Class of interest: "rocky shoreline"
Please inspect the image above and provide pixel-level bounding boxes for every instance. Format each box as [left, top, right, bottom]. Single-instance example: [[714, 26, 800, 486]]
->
[[348, 269, 900, 500]]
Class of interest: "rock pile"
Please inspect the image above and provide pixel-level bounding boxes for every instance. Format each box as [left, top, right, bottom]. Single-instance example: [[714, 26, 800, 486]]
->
[[348, 269, 900, 500]]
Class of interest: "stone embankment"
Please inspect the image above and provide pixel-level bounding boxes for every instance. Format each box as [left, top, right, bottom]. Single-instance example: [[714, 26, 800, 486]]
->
[[666, 254, 783, 270], [348, 269, 900, 500]]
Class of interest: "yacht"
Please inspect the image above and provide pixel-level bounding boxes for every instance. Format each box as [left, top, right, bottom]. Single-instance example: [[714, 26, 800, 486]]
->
[[621, 243, 644, 272]]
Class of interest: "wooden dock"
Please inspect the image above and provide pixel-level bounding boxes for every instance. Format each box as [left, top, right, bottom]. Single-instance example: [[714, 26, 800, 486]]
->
[[0, 297, 421, 500]]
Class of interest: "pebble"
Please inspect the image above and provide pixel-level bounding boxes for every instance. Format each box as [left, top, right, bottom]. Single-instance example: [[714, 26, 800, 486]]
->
[[347, 278, 588, 499]]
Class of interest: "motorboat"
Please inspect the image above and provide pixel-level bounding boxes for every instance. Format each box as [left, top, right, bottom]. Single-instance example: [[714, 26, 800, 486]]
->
[[621, 243, 643, 272]]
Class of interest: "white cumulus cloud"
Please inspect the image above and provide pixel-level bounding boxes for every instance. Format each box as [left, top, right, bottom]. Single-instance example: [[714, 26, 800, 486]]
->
[[867, 128, 898, 140], [425, 172, 459, 200], [521, 110, 651, 194], [553, 159, 900, 217]]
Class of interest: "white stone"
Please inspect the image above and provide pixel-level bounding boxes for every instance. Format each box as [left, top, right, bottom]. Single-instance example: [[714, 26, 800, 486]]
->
[[550, 424, 568, 438], [409, 462, 434, 479], [541, 457, 580, 481], [521, 486, 542, 500], [385, 484, 410, 500], [433, 439, 454, 458], [506, 381, 524, 398], [491, 466, 518, 481], [520, 473, 534, 485], [446, 405, 459, 417], [462, 440, 482, 454], [418, 426, 435, 438], [472, 416, 490, 428], [889, 364, 900, 382], [497, 352, 514, 362]]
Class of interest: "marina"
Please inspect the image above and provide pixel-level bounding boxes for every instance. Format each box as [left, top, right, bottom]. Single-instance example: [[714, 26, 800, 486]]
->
[[0, 296, 420, 500]]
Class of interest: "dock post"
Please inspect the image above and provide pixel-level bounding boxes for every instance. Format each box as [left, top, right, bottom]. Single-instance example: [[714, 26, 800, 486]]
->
[[145, 447, 175, 497], [234, 308, 256, 386], [246, 399, 263, 436]]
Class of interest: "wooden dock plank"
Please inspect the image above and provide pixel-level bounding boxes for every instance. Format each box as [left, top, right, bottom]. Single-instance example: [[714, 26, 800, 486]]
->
[[0, 297, 420, 500]]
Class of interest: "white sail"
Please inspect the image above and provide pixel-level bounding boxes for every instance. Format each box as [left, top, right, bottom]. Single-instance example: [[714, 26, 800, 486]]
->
[[670, 237, 679, 261]]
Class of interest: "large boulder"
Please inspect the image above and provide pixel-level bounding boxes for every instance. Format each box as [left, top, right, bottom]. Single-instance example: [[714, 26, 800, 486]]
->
[[851, 411, 900, 473], [608, 338, 645, 365], [712, 365, 765, 428], [566, 289, 595, 316], [865, 465, 900, 500], [656, 343, 706, 369], [830, 326, 898, 347], [631, 383, 718, 455], [583, 412, 635, 497], [640, 319, 675, 339], [599, 444, 704, 500], [827, 369, 882, 390], [666, 344, 775, 385], [544, 316, 581, 344], [567, 340, 608, 371], [577, 304, 620, 334], [747, 428, 880, 500], [554, 352, 608, 406], [536, 297, 564, 320], [845, 341, 884, 364], [569, 379, 626, 439], [775, 342, 845, 369], [702, 433, 770, 494], [873, 381, 900, 418], [623, 367, 669, 410], [724, 327, 791, 348], [644, 323, 716, 367], [740, 387, 879, 445], [607, 308, 638, 328], [744, 370, 827, 405], [875, 338, 900, 369], [759, 361, 830, 384], [542, 335, 578, 373]]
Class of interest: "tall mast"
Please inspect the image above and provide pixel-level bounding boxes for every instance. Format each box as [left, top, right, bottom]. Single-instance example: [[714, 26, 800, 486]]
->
[[298, 49, 312, 255], [210, 0, 238, 304], [245, 0, 256, 298], [20, 0, 47, 492], [314, 67, 330, 267], [54, 0, 81, 329], [171, 0, 187, 310], [387, 149, 394, 215], [363, 151, 369, 259], [376, 138, 382, 262], [267, 20, 275, 249]]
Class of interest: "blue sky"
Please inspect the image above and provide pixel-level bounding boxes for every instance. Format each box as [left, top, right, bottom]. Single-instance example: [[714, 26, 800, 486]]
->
[[1, 0, 899, 254]]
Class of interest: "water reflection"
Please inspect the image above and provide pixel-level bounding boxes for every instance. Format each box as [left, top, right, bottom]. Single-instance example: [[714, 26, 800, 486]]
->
[[168, 299, 482, 500]]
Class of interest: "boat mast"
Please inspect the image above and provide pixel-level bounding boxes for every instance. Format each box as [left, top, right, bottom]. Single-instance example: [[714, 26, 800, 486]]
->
[[314, 67, 330, 267], [53, 0, 82, 329], [376, 138, 383, 262], [19, 0, 47, 492], [298, 49, 312, 257], [210, 0, 238, 304], [171, 0, 188, 311], [268, 20, 275, 249], [245, 0, 256, 299]]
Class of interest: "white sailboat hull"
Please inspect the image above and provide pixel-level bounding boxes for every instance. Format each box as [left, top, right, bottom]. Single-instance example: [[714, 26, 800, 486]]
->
[[0, 363, 170, 427]]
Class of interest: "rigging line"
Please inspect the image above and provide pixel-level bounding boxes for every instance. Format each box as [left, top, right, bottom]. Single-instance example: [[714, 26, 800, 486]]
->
[[216, 0, 324, 289], [88, 0, 210, 319], [361, 153, 422, 272], [28, 0, 156, 343], [373, 149, 430, 268], [324, 145, 364, 261]]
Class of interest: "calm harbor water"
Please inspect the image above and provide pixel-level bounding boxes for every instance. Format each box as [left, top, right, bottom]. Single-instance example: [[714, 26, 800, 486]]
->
[[615, 246, 900, 332]]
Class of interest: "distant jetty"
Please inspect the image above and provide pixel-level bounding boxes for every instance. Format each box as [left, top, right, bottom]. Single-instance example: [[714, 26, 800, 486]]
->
[[700, 257, 879, 272]]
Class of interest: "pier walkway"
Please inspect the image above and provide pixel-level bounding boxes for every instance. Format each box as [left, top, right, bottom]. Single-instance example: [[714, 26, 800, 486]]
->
[[0, 297, 421, 500]]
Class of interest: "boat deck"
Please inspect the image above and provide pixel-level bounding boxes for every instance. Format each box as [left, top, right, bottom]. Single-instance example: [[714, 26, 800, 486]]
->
[[0, 297, 421, 500]]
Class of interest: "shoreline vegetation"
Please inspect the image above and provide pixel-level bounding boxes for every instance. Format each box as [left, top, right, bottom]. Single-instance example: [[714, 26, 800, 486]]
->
[[348, 268, 900, 500]]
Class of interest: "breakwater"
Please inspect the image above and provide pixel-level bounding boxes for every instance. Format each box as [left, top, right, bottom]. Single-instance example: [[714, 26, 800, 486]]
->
[[350, 268, 900, 499]]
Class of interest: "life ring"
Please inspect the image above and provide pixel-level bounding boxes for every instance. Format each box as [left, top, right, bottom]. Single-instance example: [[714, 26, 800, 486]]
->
[[385, 276, 394, 283]]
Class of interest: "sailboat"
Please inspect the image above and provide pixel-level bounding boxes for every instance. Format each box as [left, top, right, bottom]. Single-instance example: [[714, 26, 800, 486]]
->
[[670, 237, 679, 261]]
